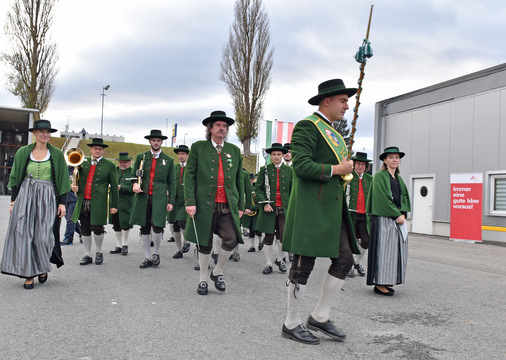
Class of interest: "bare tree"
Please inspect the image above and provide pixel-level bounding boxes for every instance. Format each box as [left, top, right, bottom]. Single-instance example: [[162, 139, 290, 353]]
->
[[1, 0, 59, 115], [220, 0, 274, 156]]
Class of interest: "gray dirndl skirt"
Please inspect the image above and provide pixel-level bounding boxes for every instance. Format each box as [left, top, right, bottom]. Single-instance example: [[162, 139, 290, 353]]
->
[[1, 179, 57, 278]]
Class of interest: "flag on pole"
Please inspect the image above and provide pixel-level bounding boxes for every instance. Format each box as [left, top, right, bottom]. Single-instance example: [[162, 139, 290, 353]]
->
[[276, 121, 294, 144], [172, 124, 177, 146], [264, 120, 272, 164]]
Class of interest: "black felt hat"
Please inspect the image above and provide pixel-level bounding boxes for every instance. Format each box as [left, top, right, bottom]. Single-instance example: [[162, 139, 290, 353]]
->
[[87, 138, 109, 148], [28, 119, 57, 133], [202, 110, 234, 126], [144, 129, 168, 140], [173, 144, 190, 154], [308, 79, 358, 105], [266, 142, 288, 154]]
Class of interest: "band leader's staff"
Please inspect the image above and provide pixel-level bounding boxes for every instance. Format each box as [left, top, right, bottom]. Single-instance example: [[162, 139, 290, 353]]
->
[[168, 144, 191, 259], [1, 120, 70, 289], [254, 143, 292, 275], [130, 130, 176, 269], [366, 146, 411, 296], [71, 138, 119, 266], [109, 152, 134, 256], [281, 79, 361, 345], [184, 111, 244, 296], [346, 152, 372, 278]]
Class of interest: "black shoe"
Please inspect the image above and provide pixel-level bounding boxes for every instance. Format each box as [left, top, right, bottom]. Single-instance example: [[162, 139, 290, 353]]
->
[[121, 245, 128, 255], [348, 267, 355, 278], [263, 265, 273, 274], [95, 252, 103, 265], [374, 286, 394, 296], [247, 247, 256, 252], [197, 281, 208, 295], [110, 247, 122, 254], [140, 258, 153, 268], [306, 316, 346, 341], [38, 273, 48, 284], [167, 236, 175, 242], [288, 252, 294, 262], [274, 259, 287, 273], [281, 324, 320, 345], [211, 253, 219, 265], [152, 254, 160, 267], [80, 255, 93, 265], [232, 250, 240, 262], [210, 272, 226, 292], [23, 280, 35, 290], [173, 251, 183, 259], [150, 240, 154, 247], [386, 286, 395, 293], [182, 242, 190, 253], [354, 263, 366, 276], [258, 242, 264, 251], [60, 239, 73, 246]]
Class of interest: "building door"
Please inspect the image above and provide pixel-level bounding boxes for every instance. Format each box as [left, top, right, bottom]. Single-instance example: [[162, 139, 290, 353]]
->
[[411, 177, 434, 234]]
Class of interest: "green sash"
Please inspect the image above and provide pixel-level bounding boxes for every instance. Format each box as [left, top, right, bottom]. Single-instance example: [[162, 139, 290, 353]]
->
[[305, 114, 348, 163]]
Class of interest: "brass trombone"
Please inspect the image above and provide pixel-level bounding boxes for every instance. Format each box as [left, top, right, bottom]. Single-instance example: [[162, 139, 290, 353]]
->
[[64, 147, 85, 185]]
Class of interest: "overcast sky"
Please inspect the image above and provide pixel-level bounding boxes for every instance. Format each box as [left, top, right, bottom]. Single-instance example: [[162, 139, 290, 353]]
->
[[1, 0, 505, 158]]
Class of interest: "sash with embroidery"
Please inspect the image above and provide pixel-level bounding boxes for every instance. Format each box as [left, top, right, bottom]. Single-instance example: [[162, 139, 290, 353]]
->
[[304, 114, 348, 163]]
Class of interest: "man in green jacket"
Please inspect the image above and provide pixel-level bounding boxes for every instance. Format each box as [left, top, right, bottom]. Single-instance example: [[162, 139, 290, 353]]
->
[[109, 152, 134, 256], [130, 130, 176, 269], [168, 144, 191, 259], [184, 111, 244, 295], [281, 79, 360, 345], [346, 152, 372, 278], [71, 138, 119, 266], [254, 143, 292, 275]]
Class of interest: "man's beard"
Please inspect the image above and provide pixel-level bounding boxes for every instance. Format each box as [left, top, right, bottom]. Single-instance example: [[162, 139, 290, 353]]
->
[[151, 145, 161, 151]]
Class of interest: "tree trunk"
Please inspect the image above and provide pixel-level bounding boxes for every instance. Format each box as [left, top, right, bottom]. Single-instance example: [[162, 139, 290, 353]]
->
[[242, 137, 251, 156]]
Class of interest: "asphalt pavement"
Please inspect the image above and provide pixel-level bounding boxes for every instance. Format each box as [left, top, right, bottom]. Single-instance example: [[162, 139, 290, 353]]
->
[[0, 194, 505, 360]]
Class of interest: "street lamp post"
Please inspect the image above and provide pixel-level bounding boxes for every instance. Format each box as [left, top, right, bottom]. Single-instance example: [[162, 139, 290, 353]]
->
[[165, 118, 169, 147], [100, 85, 110, 138]]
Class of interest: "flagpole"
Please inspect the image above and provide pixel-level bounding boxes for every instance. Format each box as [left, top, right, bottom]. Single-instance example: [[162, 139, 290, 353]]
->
[[348, 4, 374, 156]]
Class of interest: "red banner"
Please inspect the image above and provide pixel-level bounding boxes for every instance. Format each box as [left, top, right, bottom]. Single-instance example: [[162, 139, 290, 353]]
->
[[450, 173, 483, 242]]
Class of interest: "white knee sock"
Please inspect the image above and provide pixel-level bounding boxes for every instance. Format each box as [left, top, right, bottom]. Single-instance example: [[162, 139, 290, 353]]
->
[[198, 253, 211, 282], [356, 248, 367, 265], [153, 232, 162, 254], [213, 248, 232, 276], [122, 229, 130, 246], [285, 282, 306, 329], [250, 237, 255, 247], [82, 235, 92, 257], [94, 233, 104, 252], [114, 231, 122, 247], [141, 234, 151, 259], [277, 241, 286, 262], [174, 231, 182, 251], [213, 234, 222, 255], [311, 273, 345, 323], [264, 244, 273, 266]]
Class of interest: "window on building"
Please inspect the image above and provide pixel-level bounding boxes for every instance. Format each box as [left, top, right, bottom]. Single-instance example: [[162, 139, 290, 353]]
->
[[490, 173, 506, 215]]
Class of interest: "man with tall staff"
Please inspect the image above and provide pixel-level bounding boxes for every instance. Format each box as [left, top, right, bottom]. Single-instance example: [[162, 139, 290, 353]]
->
[[281, 79, 360, 344]]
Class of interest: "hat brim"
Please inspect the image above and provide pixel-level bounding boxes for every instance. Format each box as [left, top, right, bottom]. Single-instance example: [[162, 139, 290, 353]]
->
[[351, 157, 372, 163], [116, 157, 133, 161], [87, 143, 109, 148], [145, 135, 168, 140], [266, 148, 288, 154], [379, 152, 405, 161], [202, 116, 234, 126], [308, 88, 358, 105], [28, 127, 58, 133]]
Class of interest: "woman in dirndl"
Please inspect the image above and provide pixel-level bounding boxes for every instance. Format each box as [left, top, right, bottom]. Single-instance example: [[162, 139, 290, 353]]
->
[[1, 120, 70, 289], [366, 146, 411, 296]]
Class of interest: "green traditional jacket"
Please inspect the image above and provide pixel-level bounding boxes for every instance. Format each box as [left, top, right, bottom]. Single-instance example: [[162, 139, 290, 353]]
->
[[183, 140, 244, 247], [254, 163, 292, 234], [109, 166, 134, 229], [366, 169, 411, 218], [347, 170, 373, 224], [71, 157, 119, 225], [130, 151, 176, 228], [282, 113, 360, 257], [8, 143, 70, 203], [168, 162, 187, 223], [240, 169, 253, 227]]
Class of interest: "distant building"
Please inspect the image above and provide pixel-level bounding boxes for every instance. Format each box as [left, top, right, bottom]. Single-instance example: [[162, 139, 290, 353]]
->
[[60, 129, 125, 142], [374, 63, 506, 243]]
